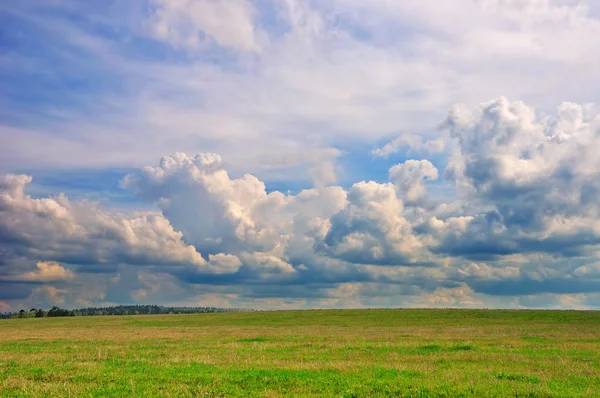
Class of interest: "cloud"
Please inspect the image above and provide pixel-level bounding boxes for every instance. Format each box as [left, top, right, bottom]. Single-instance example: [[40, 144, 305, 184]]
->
[[371, 135, 445, 158], [439, 97, 600, 258], [121, 152, 355, 282], [389, 159, 439, 204], [0, 301, 11, 312], [1, 261, 75, 283], [1, 150, 445, 309], [5, 96, 600, 310], [406, 285, 483, 308], [121, 152, 282, 255], [32, 286, 69, 306], [0, 173, 237, 274], [241, 251, 296, 275], [148, 0, 262, 52], [3, 0, 600, 313], [309, 160, 337, 188], [514, 292, 595, 310], [315, 179, 434, 266], [3, 0, 600, 176]]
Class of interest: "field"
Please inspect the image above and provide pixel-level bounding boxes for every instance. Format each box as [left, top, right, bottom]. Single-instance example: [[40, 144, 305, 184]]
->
[[1, 309, 600, 397]]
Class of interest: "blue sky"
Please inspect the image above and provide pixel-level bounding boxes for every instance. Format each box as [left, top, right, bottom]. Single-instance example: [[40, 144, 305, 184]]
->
[[2, 0, 600, 312]]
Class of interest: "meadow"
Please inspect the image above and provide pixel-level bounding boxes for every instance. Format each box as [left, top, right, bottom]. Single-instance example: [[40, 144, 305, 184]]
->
[[1, 309, 599, 397]]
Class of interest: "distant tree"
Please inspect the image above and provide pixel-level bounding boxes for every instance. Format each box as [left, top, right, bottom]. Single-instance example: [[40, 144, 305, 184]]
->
[[1, 304, 253, 320], [47, 306, 69, 317]]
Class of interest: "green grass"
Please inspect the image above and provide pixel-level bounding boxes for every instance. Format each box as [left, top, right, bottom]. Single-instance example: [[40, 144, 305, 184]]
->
[[1, 309, 599, 397]]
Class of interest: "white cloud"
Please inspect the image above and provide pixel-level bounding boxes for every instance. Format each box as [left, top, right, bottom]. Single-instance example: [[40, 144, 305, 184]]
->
[[372, 135, 445, 158], [389, 159, 439, 204], [5, 94, 600, 310], [241, 251, 296, 275], [573, 262, 600, 277], [148, 0, 262, 52], [315, 179, 434, 266], [121, 152, 281, 255], [207, 253, 243, 274], [442, 97, 600, 244], [3, 0, 600, 175], [0, 173, 236, 274], [4, 0, 600, 313]]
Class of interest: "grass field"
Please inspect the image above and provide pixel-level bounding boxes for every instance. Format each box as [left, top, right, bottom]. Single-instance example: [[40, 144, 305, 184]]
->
[[1, 309, 600, 397]]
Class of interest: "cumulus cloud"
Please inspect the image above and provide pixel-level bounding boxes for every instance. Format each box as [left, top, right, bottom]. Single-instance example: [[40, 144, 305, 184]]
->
[[314, 176, 442, 267], [440, 97, 600, 258], [121, 152, 283, 255], [1, 261, 75, 283], [0, 173, 237, 275], [3, 150, 445, 310], [389, 159, 439, 204], [3, 0, 600, 311], [5, 98, 600, 310]]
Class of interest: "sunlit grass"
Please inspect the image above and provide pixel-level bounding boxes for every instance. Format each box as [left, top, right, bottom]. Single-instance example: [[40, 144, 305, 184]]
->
[[1, 309, 599, 397]]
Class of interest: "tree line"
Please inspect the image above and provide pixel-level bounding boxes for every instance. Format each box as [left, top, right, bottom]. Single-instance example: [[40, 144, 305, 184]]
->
[[0, 305, 253, 319]]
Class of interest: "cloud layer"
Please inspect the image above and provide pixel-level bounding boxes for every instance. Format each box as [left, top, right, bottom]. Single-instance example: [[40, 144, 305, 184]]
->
[[2, 0, 600, 177], [2, 1, 600, 310], [3, 98, 600, 310]]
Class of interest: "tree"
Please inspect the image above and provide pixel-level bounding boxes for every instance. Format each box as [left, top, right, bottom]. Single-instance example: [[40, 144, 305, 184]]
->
[[47, 306, 61, 317], [2, 305, 252, 320]]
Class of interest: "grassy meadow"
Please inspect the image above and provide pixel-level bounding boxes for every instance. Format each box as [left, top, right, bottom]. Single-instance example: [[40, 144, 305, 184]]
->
[[1, 309, 600, 397]]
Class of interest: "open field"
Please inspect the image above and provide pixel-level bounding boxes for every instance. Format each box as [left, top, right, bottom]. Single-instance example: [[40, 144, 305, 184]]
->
[[1, 309, 600, 397]]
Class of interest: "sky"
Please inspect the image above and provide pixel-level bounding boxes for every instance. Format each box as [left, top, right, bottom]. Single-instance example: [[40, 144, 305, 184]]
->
[[2, 0, 600, 312]]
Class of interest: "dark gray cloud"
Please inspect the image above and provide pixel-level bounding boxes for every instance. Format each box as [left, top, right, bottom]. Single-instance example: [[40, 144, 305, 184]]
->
[[470, 278, 600, 296]]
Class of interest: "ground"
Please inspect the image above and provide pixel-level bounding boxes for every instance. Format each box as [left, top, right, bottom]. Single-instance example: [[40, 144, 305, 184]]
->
[[1, 309, 599, 397]]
